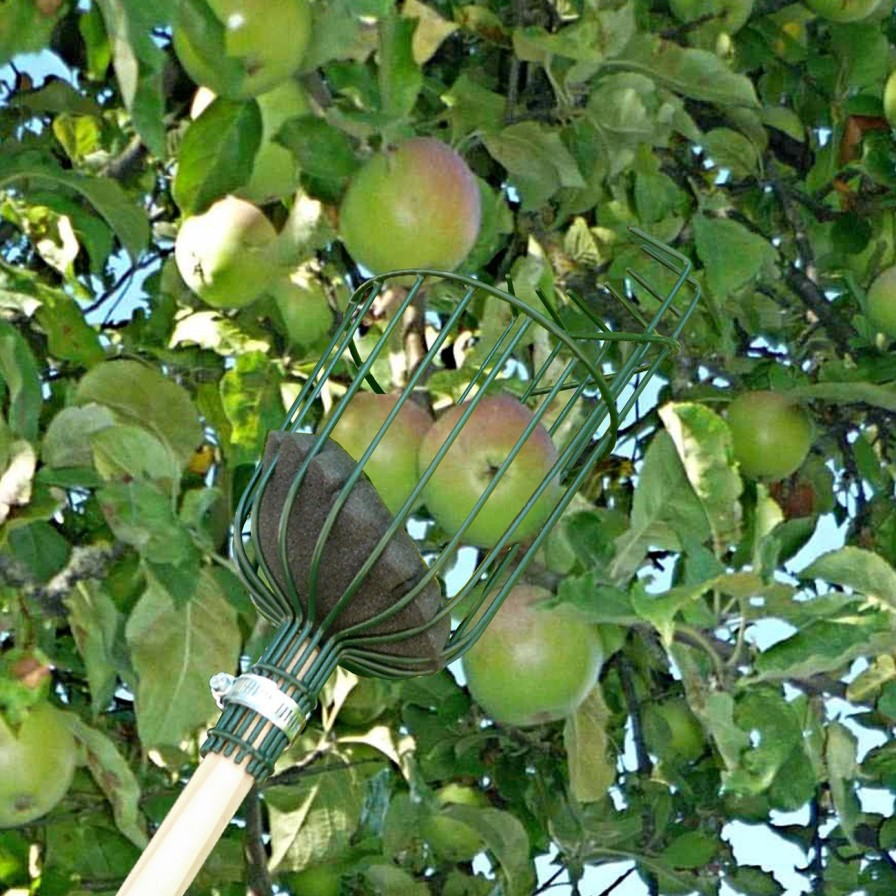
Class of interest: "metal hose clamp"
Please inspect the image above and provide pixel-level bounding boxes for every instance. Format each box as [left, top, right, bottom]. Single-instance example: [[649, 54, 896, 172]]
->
[[209, 672, 304, 741]]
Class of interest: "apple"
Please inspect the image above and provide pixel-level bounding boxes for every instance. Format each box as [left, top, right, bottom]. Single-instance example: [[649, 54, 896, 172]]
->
[[885, 71, 896, 129], [268, 273, 333, 348], [726, 390, 814, 481], [339, 137, 481, 274], [460, 585, 603, 727], [805, 0, 881, 21], [424, 784, 488, 862], [327, 391, 433, 517], [0, 702, 77, 827], [175, 196, 279, 308], [644, 698, 705, 762], [173, 0, 312, 100], [338, 676, 394, 726], [866, 264, 896, 338], [286, 863, 342, 896], [417, 393, 560, 548]]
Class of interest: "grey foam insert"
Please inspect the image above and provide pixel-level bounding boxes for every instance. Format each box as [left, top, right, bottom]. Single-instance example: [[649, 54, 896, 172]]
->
[[256, 431, 449, 668]]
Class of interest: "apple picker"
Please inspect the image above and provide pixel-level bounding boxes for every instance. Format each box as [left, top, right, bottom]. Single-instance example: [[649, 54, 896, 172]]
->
[[117, 228, 701, 896]]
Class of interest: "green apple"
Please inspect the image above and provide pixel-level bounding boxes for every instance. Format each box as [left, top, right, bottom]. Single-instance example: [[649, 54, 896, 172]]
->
[[339, 137, 481, 274], [173, 0, 312, 99], [644, 698, 705, 762], [287, 864, 343, 896], [175, 196, 279, 308], [866, 264, 896, 337], [885, 71, 896, 129], [726, 390, 814, 481], [417, 393, 560, 548], [268, 273, 333, 348], [805, 0, 881, 21], [461, 585, 603, 727], [338, 676, 394, 726], [0, 702, 77, 827], [327, 391, 433, 516], [424, 784, 488, 862]]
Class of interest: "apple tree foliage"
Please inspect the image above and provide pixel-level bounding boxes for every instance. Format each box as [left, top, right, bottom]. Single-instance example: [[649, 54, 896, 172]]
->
[[2, 0, 896, 894]]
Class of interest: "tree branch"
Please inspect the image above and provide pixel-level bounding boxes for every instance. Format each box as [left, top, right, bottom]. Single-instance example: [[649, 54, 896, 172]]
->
[[244, 784, 273, 896]]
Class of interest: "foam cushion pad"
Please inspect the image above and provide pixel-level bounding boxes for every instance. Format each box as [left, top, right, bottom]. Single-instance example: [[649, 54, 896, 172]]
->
[[256, 431, 449, 668]]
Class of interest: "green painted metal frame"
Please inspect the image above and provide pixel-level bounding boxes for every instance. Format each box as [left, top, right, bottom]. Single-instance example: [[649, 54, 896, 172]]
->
[[201, 227, 701, 779]]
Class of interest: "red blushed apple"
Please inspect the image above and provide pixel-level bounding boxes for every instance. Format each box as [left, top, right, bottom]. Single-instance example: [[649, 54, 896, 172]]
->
[[417, 393, 560, 548], [338, 137, 481, 275], [326, 392, 433, 517], [461, 585, 603, 727], [175, 196, 279, 309]]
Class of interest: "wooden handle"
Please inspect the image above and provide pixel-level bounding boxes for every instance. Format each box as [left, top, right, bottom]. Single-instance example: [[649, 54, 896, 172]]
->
[[117, 751, 254, 896], [118, 635, 322, 896]]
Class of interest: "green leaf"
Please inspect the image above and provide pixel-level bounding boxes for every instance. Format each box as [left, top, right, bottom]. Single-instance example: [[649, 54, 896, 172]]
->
[[7, 520, 70, 583], [64, 714, 148, 848], [701, 127, 761, 179], [66, 582, 125, 714], [91, 425, 181, 490], [437, 806, 535, 896], [80, 3, 113, 80], [42, 404, 117, 469], [788, 381, 896, 412], [94, 0, 169, 156], [75, 359, 203, 468], [7, 77, 103, 117], [659, 402, 742, 552], [33, 290, 105, 367], [826, 722, 861, 844], [0, 150, 150, 260], [830, 23, 889, 90], [755, 614, 896, 681], [219, 351, 285, 467], [173, 99, 262, 215], [125, 569, 241, 749], [801, 546, 896, 609], [483, 121, 585, 210], [611, 432, 712, 582], [377, 14, 422, 120], [266, 758, 369, 871], [563, 686, 614, 802], [661, 830, 718, 869], [441, 73, 506, 141], [623, 36, 759, 108], [724, 865, 784, 896], [97, 480, 197, 566], [693, 215, 776, 297], [633, 571, 766, 645], [0, 320, 41, 442], [724, 688, 802, 797], [277, 117, 360, 194]]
